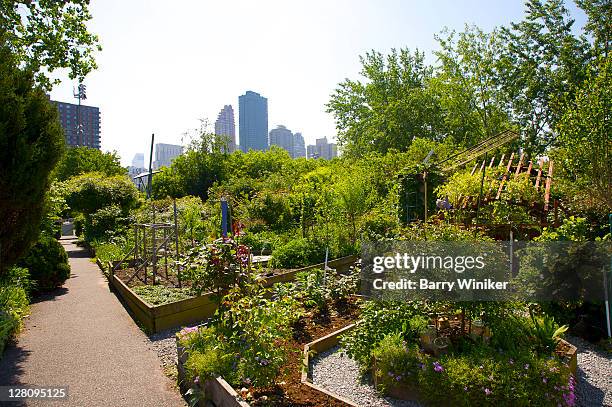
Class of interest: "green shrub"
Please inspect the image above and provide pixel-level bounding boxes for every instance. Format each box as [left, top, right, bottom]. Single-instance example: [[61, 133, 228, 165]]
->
[[179, 281, 300, 390], [341, 300, 427, 369], [84, 205, 130, 243], [18, 236, 70, 292], [269, 238, 326, 268], [371, 332, 422, 392], [0, 268, 30, 357]]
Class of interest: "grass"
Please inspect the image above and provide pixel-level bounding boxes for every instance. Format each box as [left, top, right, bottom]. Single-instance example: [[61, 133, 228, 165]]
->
[[132, 285, 193, 306]]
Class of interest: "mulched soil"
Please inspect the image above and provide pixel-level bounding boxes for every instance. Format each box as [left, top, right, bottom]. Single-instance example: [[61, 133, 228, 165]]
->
[[245, 299, 361, 406]]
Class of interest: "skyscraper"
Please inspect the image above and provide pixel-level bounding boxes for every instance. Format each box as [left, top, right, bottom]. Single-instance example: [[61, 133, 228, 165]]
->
[[269, 125, 293, 154], [132, 153, 145, 169], [293, 132, 306, 158], [53, 100, 101, 149], [214, 105, 236, 153], [269, 126, 307, 158], [239, 91, 268, 152]]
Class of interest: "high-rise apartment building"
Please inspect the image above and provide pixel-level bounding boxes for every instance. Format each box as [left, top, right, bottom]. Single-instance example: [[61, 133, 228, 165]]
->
[[307, 137, 338, 160], [239, 91, 268, 152], [214, 105, 236, 153], [53, 100, 101, 149], [293, 132, 306, 158], [152, 143, 183, 169], [269, 125, 307, 158], [132, 153, 145, 169]]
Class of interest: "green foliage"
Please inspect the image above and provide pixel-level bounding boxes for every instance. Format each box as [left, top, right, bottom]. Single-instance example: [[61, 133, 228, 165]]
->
[[18, 236, 70, 292], [327, 48, 444, 156], [294, 269, 328, 312], [528, 311, 569, 355], [499, 0, 590, 154], [536, 216, 589, 242], [54, 147, 126, 182], [371, 332, 419, 392], [181, 237, 251, 298], [340, 300, 426, 368], [92, 241, 126, 264], [0, 268, 30, 357], [0, 1, 101, 88], [0, 44, 65, 275], [432, 26, 512, 145], [65, 172, 139, 216], [180, 280, 300, 389], [416, 347, 573, 406], [64, 172, 139, 244], [556, 55, 611, 209], [269, 238, 326, 269], [131, 285, 193, 306]]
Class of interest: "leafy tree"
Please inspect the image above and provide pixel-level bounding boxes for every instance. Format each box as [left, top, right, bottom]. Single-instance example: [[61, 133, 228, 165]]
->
[[576, 0, 612, 58], [151, 127, 227, 200], [499, 0, 590, 154], [432, 26, 512, 145], [54, 146, 126, 181], [0, 0, 101, 88], [556, 55, 612, 210], [0, 44, 64, 276], [65, 172, 139, 216], [327, 48, 444, 156]]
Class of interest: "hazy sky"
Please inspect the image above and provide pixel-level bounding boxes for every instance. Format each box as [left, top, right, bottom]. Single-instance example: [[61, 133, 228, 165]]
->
[[49, 0, 587, 166]]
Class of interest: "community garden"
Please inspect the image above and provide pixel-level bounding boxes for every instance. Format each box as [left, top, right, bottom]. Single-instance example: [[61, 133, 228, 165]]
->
[[1, 0, 611, 406]]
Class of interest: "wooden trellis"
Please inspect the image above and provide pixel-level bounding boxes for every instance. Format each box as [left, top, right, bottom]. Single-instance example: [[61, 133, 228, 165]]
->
[[455, 153, 554, 217]]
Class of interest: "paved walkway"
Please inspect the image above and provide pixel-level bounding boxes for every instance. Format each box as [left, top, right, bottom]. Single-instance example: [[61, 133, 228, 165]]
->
[[0, 237, 185, 407]]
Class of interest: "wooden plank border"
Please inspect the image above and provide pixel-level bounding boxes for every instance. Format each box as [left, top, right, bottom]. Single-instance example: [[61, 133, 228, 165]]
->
[[104, 255, 358, 333], [301, 323, 359, 407]]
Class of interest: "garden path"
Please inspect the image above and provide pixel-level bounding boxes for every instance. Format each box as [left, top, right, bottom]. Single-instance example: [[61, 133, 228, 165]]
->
[[0, 237, 185, 406]]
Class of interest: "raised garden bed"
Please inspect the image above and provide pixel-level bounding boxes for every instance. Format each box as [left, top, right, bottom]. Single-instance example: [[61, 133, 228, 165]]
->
[[176, 300, 360, 406], [99, 255, 357, 333]]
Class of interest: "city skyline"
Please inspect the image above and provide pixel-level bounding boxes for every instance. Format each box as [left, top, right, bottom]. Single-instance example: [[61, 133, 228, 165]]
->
[[47, 1, 587, 166]]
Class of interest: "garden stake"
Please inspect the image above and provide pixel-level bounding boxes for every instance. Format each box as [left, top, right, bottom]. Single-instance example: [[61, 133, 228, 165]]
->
[[174, 199, 181, 288]]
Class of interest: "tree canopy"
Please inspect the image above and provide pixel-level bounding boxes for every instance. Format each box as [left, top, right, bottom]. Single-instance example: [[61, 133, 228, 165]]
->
[[0, 44, 65, 275], [0, 0, 101, 89], [54, 146, 126, 181]]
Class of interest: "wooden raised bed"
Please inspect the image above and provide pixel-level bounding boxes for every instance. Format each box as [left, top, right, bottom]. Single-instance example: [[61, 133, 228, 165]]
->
[[301, 324, 359, 407], [100, 255, 358, 333]]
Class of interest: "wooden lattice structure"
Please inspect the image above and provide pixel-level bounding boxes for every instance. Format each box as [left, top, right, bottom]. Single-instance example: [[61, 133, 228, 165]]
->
[[453, 153, 555, 220]]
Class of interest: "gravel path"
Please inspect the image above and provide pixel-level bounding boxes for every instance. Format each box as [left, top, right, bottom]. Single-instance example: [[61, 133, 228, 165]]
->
[[149, 326, 183, 374], [311, 346, 420, 407], [0, 237, 185, 407], [313, 342, 612, 407], [567, 335, 612, 407]]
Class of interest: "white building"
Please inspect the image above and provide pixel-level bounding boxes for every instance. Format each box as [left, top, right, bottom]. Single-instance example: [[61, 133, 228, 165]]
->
[[152, 143, 183, 169], [131, 153, 144, 169]]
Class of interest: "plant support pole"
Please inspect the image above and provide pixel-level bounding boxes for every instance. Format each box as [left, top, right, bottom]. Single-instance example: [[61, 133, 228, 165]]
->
[[606, 213, 612, 338]]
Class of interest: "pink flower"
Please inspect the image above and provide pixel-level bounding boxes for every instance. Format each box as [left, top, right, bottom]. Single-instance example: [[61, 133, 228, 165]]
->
[[484, 388, 492, 396]]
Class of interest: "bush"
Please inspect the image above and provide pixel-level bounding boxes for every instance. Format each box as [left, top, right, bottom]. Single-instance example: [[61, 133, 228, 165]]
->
[[0, 267, 30, 357], [18, 236, 70, 292], [269, 238, 327, 268], [84, 205, 131, 243], [340, 300, 427, 369]]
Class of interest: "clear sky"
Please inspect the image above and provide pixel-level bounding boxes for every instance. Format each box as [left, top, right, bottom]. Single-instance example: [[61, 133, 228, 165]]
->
[[49, 0, 587, 167]]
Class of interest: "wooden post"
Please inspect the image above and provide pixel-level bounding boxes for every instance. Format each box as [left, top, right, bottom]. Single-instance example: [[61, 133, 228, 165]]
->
[[164, 227, 168, 280], [174, 199, 181, 289], [544, 161, 554, 212], [143, 226, 147, 284]]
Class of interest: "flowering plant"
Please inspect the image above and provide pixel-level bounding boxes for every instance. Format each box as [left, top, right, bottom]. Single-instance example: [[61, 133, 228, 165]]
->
[[182, 236, 251, 300]]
